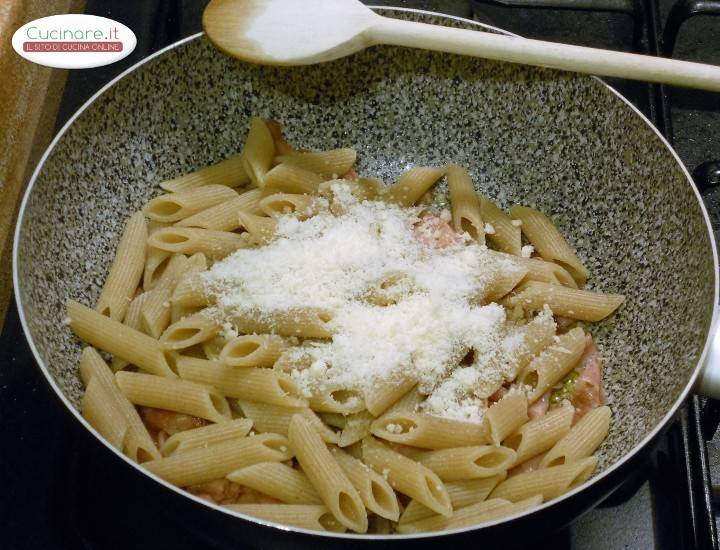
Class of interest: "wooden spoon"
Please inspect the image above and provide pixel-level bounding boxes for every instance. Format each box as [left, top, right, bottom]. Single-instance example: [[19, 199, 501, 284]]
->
[[203, 0, 720, 92]]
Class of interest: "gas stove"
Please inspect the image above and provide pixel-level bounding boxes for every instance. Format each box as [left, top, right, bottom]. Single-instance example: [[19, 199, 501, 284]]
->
[[1, 1, 719, 548]]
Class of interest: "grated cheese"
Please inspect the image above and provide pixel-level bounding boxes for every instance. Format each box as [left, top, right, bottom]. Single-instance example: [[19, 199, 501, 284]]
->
[[201, 184, 528, 423], [521, 245, 534, 258]]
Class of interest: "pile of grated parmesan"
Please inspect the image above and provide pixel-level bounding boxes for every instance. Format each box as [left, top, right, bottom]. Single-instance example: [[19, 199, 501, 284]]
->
[[201, 183, 531, 423]]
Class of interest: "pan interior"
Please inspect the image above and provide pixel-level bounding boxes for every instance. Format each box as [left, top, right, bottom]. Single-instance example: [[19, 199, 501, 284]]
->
[[15, 10, 715, 476]]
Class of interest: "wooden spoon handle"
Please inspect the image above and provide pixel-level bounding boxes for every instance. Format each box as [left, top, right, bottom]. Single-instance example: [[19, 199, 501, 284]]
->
[[368, 17, 720, 92]]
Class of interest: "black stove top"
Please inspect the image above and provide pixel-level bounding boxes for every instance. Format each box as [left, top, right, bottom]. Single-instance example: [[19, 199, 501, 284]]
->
[[2, 1, 720, 549]]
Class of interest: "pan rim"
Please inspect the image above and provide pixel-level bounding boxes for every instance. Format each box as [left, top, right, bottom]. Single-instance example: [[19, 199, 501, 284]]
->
[[12, 5, 720, 540]]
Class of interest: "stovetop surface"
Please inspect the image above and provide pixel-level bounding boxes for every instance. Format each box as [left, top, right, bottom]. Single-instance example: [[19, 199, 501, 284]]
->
[[2, 1, 719, 549]]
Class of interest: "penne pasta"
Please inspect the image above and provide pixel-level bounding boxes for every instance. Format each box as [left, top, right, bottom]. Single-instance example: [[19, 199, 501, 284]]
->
[[171, 272, 210, 308], [143, 248, 171, 292], [259, 192, 323, 219], [95, 212, 147, 321], [447, 163, 484, 244], [338, 410, 375, 448], [395, 498, 514, 533], [382, 167, 445, 206], [237, 212, 277, 245], [540, 405, 611, 467], [365, 375, 416, 417], [227, 462, 322, 504], [232, 307, 334, 339], [143, 185, 238, 223], [225, 504, 345, 532], [263, 163, 325, 194], [370, 413, 487, 449], [148, 227, 246, 260], [509, 205, 589, 285], [160, 153, 249, 193], [111, 291, 149, 371], [220, 334, 288, 367], [483, 391, 529, 445], [289, 415, 368, 533], [478, 194, 521, 255], [177, 189, 264, 230], [276, 148, 357, 178], [241, 117, 275, 187], [412, 445, 517, 481], [161, 418, 253, 455], [309, 388, 366, 414], [140, 254, 189, 338], [160, 311, 219, 349], [82, 376, 128, 451], [505, 404, 574, 466], [237, 399, 339, 444], [480, 265, 528, 304], [115, 370, 231, 423]]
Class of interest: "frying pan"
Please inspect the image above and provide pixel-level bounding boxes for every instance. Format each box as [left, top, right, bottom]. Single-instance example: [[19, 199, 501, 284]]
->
[[12, 7, 720, 548]]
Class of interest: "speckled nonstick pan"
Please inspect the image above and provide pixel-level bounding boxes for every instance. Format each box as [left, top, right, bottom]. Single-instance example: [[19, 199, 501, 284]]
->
[[12, 7, 720, 548]]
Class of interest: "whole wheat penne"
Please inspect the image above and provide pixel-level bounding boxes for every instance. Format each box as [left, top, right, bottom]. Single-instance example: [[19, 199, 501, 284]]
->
[[144, 432, 292, 486], [115, 370, 231, 423], [263, 163, 325, 194], [395, 498, 514, 534], [68, 301, 176, 378], [224, 504, 345, 532], [509, 205, 589, 285], [79, 347, 160, 461], [160, 153, 249, 193], [177, 357, 306, 407], [289, 415, 368, 533], [479, 194, 521, 255], [362, 437, 452, 517], [382, 167, 445, 206], [508, 281, 625, 322], [399, 475, 505, 524], [412, 446, 517, 481], [143, 185, 238, 223], [370, 412, 487, 449], [447, 163, 484, 244], [95, 212, 146, 321], [227, 462, 322, 504], [161, 418, 253, 455], [148, 227, 246, 259], [220, 334, 288, 367], [540, 406, 611, 468], [505, 404, 574, 466], [483, 392, 528, 445], [491, 456, 598, 502], [331, 446, 400, 521], [236, 399, 339, 444], [276, 148, 357, 178], [177, 189, 264, 230]]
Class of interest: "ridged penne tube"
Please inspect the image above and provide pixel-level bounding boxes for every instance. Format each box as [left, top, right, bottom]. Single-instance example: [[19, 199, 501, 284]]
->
[[362, 437, 452, 517], [79, 347, 160, 461], [68, 301, 176, 378], [370, 413, 487, 449], [540, 406, 611, 468], [220, 334, 288, 367], [237, 400, 339, 444], [412, 446, 517, 481], [276, 148, 357, 178], [232, 308, 334, 338], [171, 272, 210, 308], [227, 462, 322, 504], [399, 475, 505, 524], [479, 194, 521, 255], [483, 392, 528, 445], [338, 410, 375, 448], [518, 327, 586, 403], [148, 227, 246, 259], [319, 178, 383, 206], [379, 386, 423, 418], [161, 418, 253, 455], [382, 167, 445, 206], [202, 335, 226, 361], [115, 371, 231, 423], [320, 413, 347, 430], [177, 189, 264, 230], [81, 377, 128, 451], [259, 193, 323, 219], [521, 258, 578, 288], [508, 281, 625, 322], [239, 117, 274, 187], [330, 447, 400, 521], [309, 388, 366, 414], [506, 310, 557, 380], [364, 271, 414, 307], [177, 358, 307, 407], [262, 163, 325, 194], [144, 432, 292, 486], [447, 163, 484, 244], [365, 375, 416, 416], [160, 153, 249, 193], [480, 265, 528, 304], [224, 504, 345, 532], [395, 498, 514, 534], [505, 404, 574, 466], [509, 205, 589, 285], [237, 212, 277, 245], [143, 247, 171, 291], [95, 212, 146, 321], [143, 185, 238, 223], [160, 312, 219, 349], [289, 415, 368, 533], [111, 291, 149, 371], [490, 456, 598, 502], [140, 254, 188, 338]]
